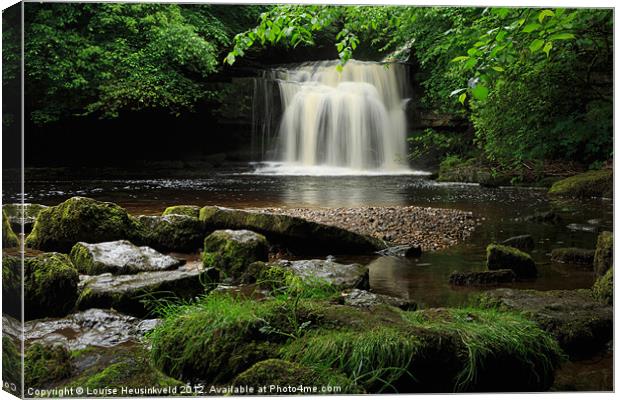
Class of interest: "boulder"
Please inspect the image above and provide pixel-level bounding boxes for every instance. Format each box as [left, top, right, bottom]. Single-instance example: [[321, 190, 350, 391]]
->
[[594, 231, 613, 277], [592, 268, 613, 305], [478, 288, 613, 358], [548, 169, 613, 198], [376, 244, 422, 257], [3, 253, 79, 320], [520, 211, 563, 224], [199, 206, 385, 255], [486, 244, 537, 278], [566, 223, 598, 233], [77, 266, 217, 317], [162, 205, 201, 218], [24, 342, 72, 389], [341, 289, 417, 310], [136, 214, 204, 253], [203, 229, 269, 281], [2, 210, 19, 248], [449, 269, 516, 286], [273, 259, 369, 290], [25, 197, 140, 252], [70, 240, 183, 275], [501, 234, 534, 251], [3, 203, 48, 234], [2, 336, 21, 392], [550, 248, 595, 266]]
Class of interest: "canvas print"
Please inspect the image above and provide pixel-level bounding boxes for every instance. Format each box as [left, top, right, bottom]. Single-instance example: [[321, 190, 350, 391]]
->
[[1, 1, 614, 397]]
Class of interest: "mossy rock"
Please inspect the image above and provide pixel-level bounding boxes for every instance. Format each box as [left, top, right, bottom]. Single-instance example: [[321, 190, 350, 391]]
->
[[3, 253, 79, 320], [486, 244, 537, 278], [3, 203, 48, 234], [548, 169, 612, 198], [233, 359, 363, 394], [203, 229, 269, 281], [25, 197, 140, 252], [2, 336, 21, 393], [594, 231, 613, 277], [2, 210, 19, 248], [25, 343, 72, 389], [550, 247, 595, 266], [161, 205, 200, 218], [136, 214, 205, 253], [593, 268, 613, 305]]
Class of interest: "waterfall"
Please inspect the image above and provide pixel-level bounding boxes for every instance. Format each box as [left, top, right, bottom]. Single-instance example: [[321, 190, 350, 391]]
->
[[252, 60, 419, 175]]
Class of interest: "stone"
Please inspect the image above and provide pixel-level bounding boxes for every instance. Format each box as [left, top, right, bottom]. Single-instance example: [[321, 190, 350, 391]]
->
[[550, 248, 595, 266], [161, 205, 201, 218], [486, 244, 537, 278], [274, 259, 369, 290], [202, 229, 269, 281], [377, 244, 422, 257], [341, 289, 417, 310], [449, 269, 516, 286], [548, 169, 613, 198], [3, 203, 48, 234], [70, 240, 184, 275], [521, 211, 563, 224], [135, 214, 204, 253], [592, 268, 613, 305], [2, 210, 19, 248], [566, 223, 599, 233], [501, 234, 534, 251], [594, 231, 613, 277]]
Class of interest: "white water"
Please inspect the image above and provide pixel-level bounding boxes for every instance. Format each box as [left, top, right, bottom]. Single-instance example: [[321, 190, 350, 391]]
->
[[253, 60, 417, 176]]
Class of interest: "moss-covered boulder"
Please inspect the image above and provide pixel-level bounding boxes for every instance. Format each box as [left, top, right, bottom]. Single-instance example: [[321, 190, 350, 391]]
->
[[200, 206, 384, 255], [4, 253, 79, 320], [341, 289, 416, 310], [486, 244, 537, 278], [24, 343, 72, 389], [449, 269, 516, 286], [25, 197, 140, 252], [2, 210, 19, 248], [550, 247, 595, 266], [594, 231, 613, 277], [233, 359, 363, 394], [548, 169, 612, 198], [161, 205, 200, 218], [135, 214, 204, 253], [593, 268, 613, 305], [203, 229, 269, 281], [3, 203, 48, 234], [268, 259, 370, 290], [2, 336, 21, 394], [70, 240, 183, 275]]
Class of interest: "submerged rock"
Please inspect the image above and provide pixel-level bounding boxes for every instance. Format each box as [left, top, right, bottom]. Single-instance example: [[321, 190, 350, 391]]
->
[[548, 169, 612, 198], [501, 234, 534, 251], [566, 223, 599, 233], [3, 203, 48, 234], [594, 231, 613, 277], [486, 244, 537, 278], [77, 266, 217, 317], [200, 206, 385, 255], [478, 288, 613, 358], [521, 211, 563, 224], [341, 289, 417, 310], [275, 259, 370, 290], [203, 229, 269, 281], [162, 205, 201, 218], [376, 244, 422, 257], [2, 210, 19, 248], [550, 247, 595, 266], [449, 269, 516, 286], [70, 240, 184, 275], [136, 214, 204, 253]]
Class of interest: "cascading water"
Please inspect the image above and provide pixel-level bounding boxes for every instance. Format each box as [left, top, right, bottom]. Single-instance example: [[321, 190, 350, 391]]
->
[[252, 60, 422, 175]]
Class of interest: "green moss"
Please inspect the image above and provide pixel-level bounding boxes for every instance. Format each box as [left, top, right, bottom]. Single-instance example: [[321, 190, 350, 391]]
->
[[594, 231, 613, 277], [24, 343, 72, 389], [69, 242, 96, 274], [3, 210, 19, 248], [550, 248, 595, 265], [548, 169, 612, 198], [486, 244, 537, 278], [2, 336, 21, 391], [202, 230, 269, 281], [136, 214, 204, 252], [2, 255, 21, 317], [593, 268, 613, 305], [161, 205, 200, 218], [25, 197, 140, 252]]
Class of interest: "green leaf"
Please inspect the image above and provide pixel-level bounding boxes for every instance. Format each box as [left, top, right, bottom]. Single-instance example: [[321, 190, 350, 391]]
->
[[522, 23, 541, 33], [464, 58, 477, 70], [451, 55, 470, 63], [458, 92, 467, 105], [548, 32, 575, 40], [449, 88, 466, 97], [538, 10, 555, 24], [529, 39, 545, 53], [472, 85, 489, 101], [543, 41, 553, 57], [491, 66, 505, 72]]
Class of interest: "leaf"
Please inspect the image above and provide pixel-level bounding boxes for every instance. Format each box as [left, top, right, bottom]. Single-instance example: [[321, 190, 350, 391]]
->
[[529, 39, 545, 53], [472, 85, 489, 101], [522, 23, 541, 33], [458, 92, 467, 105], [548, 32, 575, 41], [543, 41, 553, 57], [449, 88, 466, 97], [538, 9, 555, 24], [451, 55, 470, 62], [464, 58, 477, 70], [491, 66, 505, 72]]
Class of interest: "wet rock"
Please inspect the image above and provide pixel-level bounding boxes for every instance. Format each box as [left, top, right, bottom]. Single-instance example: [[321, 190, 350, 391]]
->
[[550, 248, 595, 266], [478, 288, 613, 358], [548, 169, 612, 198], [161, 205, 201, 218], [3, 253, 79, 320], [200, 206, 386, 255], [77, 266, 217, 317], [275, 259, 369, 290], [2, 210, 19, 248], [203, 229, 269, 281], [3, 203, 48, 234], [501, 234, 534, 251], [70, 240, 184, 275], [25, 197, 141, 252], [486, 244, 537, 278], [521, 211, 563, 224], [566, 223, 598, 233], [341, 289, 417, 310], [594, 231, 613, 277], [135, 214, 204, 253], [593, 268, 613, 305], [377, 244, 422, 257], [449, 269, 516, 286]]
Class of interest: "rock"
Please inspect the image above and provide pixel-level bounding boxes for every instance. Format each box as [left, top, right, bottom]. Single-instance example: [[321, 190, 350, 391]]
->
[[24, 342, 72, 389], [135, 214, 204, 253], [200, 206, 385, 255], [162, 205, 201, 218], [2, 336, 21, 392], [566, 223, 598, 233], [77, 266, 217, 317], [274, 259, 369, 290], [550, 248, 595, 266], [501, 234, 534, 251], [521, 211, 563, 224], [3, 203, 48, 234], [2, 210, 19, 248], [70, 240, 183, 275], [203, 229, 269, 281], [478, 288, 613, 358], [377, 244, 422, 257], [341, 289, 417, 310], [449, 269, 516, 286], [3, 253, 79, 320], [594, 231, 613, 277], [548, 169, 613, 198], [486, 244, 537, 278], [592, 268, 613, 305], [25, 197, 140, 252]]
